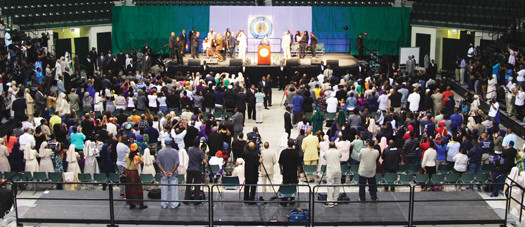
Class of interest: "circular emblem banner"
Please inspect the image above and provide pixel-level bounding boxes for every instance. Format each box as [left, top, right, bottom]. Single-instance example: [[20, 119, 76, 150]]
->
[[250, 16, 273, 39]]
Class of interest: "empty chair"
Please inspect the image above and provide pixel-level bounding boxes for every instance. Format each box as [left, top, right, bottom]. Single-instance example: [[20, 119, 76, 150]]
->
[[140, 174, 154, 183], [397, 165, 408, 174], [408, 164, 421, 175], [430, 174, 445, 184], [414, 174, 429, 185], [397, 174, 413, 184], [437, 164, 451, 174], [349, 164, 359, 175]]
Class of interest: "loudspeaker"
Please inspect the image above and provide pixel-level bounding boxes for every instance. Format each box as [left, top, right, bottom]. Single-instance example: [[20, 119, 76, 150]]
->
[[230, 59, 243, 66], [326, 60, 339, 67], [287, 59, 300, 66], [311, 58, 322, 65], [188, 59, 201, 66]]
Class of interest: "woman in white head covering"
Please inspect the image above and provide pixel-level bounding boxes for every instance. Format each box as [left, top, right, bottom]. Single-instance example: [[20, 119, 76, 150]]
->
[[467, 116, 477, 132], [66, 144, 81, 174], [471, 95, 480, 116], [486, 74, 498, 101], [237, 72, 245, 88], [38, 141, 55, 173], [93, 92, 105, 114], [55, 93, 70, 116], [368, 118, 378, 138], [0, 138, 10, 173], [55, 58, 62, 80], [141, 148, 156, 177], [83, 141, 99, 176], [24, 88, 35, 122], [24, 143, 39, 173], [7, 82, 18, 116], [231, 158, 245, 184]]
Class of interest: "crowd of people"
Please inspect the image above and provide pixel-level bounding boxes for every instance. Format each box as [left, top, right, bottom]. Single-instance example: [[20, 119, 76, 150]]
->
[[0, 30, 524, 210]]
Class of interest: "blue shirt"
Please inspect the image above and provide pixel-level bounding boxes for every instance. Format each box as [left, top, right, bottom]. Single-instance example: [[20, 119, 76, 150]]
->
[[480, 139, 494, 154], [255, 93, 265, 103], [292, 95, 303, 112], [468, 146, 483, 165], [156, 147, 180, 177], [502, 133, 517, 148], [460, 59, 466, 68], [187, 146, 206, 172], [346, 97, 357, 109], [144, 127, 159, 144], [450, 113, 463, 129], [434, 139, 447, 161], [70, 132, 86, 149]]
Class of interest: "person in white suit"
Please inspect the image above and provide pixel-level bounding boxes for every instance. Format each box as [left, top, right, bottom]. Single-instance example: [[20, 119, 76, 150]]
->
[[237, 31, 247, 61], [282, 31, 291, 60]]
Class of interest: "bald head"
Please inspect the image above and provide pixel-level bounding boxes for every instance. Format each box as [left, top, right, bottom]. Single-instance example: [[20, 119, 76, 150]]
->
[[248, 142, 255, 150], [306, 129, 312, 135]]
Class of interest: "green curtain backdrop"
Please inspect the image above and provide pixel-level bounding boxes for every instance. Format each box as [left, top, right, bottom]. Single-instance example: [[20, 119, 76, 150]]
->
[[111, 6, 210, 54], [312, 7, 410, 55]]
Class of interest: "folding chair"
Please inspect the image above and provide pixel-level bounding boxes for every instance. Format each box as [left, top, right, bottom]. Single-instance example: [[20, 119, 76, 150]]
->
[[219, 176, 241, 199], [375, 173, 383, 184], [460, 173, 475, 190], [93, 173, 108, 189], [414, 174, 429, 185], [109, 173, 120, 183], [437, 164, 451, 174], [397, 164, 408, 174], [430, 174, 445, 184], [382, 173, 397, 184], [277, 185, 297, 203], [407, 164, 421, 175], [208, 165, 222, 183], [155, 174, 161, 183], [78, 173, 93, 190], [303, 165, 317, 183], [481, 164, 494, 174], [351, 174, 360, 184], [340, 164, 350, 183], [397, 174, 414, 184], [349, 164, 359, 175], [178, 174, 185, 184], [140, 174, 154, 183]]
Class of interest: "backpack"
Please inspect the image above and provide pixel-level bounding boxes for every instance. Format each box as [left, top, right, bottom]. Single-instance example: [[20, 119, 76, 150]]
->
[[288, 209, 310, 222]]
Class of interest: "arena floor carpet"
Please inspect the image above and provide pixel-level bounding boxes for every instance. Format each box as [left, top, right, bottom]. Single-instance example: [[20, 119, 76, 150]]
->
[[14, 189, 504, 225]]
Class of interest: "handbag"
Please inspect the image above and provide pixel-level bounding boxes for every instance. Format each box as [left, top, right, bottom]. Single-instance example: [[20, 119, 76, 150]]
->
[[288, 209, 310, 222]]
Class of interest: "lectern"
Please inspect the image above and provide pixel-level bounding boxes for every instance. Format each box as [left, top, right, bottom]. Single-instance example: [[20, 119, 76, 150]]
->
[[258, 46, 271, 65]]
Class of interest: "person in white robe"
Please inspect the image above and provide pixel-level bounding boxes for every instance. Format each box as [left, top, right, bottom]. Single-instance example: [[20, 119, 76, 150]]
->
[[38, 141, 55, 173], [24, 143, 39, 173], [0, 138, 10, 172], [66, 144, 81, 174], [141, 148, 156, 177], [83, 141, 99, 177]]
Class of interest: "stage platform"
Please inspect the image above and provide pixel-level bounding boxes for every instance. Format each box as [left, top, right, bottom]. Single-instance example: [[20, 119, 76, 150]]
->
[[13, 190, 504, 226], [165, 53, 359, 86], [174, 53, 358, 67]]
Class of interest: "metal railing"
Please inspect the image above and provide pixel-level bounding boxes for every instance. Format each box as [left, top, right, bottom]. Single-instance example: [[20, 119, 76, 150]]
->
[[8, 180, 518, 227]]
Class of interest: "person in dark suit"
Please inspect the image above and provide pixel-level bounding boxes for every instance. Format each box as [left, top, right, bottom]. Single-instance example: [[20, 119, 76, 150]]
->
[[169, 32, 177, 59], [126, 59, 136, 74], [110, 55, 119, 77], [191, 32, 201, 59], [266, 75, 273, 107], [89, 47, 98, 71], [12, 92, 27, 123], [35, 87, 46, 113], [85, 55, 94, 78], [258, 76, 270, 109], [243, 141, 261, 203], [117, 51, 126, 73], [179, 30, 188, 56], [310, 32, 318, 57], [299, 31, 308, 59], [142, 43, 150, 55], [288, 30, 293, 48], [143, 52, 152, 74], [246, 85, 257, 120], [175, 37, 184, 65], [357, 33, 364, 60], [278, 62, 287, 90], [428, 59, 437, 80], [189, 28, 196, 51], [227, 31, 236, 58], [284, 106, 293, 139], [236, 88, 247, 123], [97, 52, 105, 72]]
